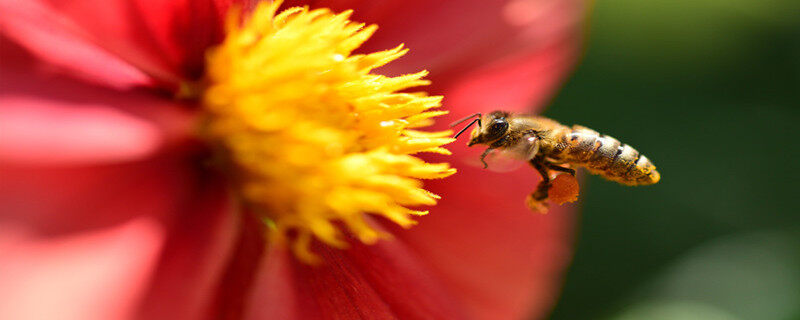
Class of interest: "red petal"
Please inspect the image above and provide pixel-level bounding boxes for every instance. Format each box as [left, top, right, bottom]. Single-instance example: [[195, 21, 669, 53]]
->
[[0, 43, 194, 166], [441, 38, 577, 114], [0, 157, 196, 320], [0, 0, 245, 86], [245, 244, 394, 320], [208, 210, 266, 319], [314, 0, 585, 113], [246, 236, 467, 320], [242, 245, 303, 319], [310, 4, 583, 315], [396, 164, 575, 320], [134, 176, 242, 320], [314, 2, 582, 317]]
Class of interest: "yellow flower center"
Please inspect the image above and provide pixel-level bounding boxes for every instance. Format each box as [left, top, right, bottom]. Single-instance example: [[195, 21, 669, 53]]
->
[[200, 1, 455, 262]]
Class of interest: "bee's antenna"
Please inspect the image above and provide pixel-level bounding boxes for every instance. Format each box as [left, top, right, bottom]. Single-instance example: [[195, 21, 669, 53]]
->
[[450, 113, 482, 139], [453, 118, 481, 139], [450, 113, 482, 128]]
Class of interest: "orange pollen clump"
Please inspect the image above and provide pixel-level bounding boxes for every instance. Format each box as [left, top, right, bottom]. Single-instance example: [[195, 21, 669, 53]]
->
[[548, 173, 580, 205]]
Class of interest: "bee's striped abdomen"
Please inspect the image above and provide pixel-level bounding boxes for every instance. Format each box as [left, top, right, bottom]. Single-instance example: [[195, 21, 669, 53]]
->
[[552, 125, 660, 186]]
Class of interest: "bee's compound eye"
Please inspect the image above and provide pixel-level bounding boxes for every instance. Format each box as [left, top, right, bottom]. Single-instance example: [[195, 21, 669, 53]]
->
[[486, 119, 509, 140]]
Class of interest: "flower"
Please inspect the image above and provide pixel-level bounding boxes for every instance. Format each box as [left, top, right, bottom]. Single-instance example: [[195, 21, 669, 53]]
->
[[200, 3, 456, 262], [0, 0, 586, 319]]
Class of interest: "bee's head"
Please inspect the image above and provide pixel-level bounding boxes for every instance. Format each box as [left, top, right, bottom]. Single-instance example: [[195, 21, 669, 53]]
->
[[450, 111, 511, 146], [465, 111, 510, 146]]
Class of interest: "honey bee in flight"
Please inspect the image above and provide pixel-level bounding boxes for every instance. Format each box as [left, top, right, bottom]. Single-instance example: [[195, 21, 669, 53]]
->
[[452, 111, 660, 210]]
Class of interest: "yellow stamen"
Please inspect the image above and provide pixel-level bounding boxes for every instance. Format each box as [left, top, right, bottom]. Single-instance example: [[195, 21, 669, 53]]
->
[[201, 1, 455, 263]]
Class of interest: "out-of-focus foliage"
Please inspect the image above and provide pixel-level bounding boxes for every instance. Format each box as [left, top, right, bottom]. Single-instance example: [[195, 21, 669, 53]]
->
[[545, 0, 800, 319]]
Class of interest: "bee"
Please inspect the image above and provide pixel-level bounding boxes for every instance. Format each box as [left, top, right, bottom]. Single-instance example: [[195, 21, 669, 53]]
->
[[452, 111, 660, 209]]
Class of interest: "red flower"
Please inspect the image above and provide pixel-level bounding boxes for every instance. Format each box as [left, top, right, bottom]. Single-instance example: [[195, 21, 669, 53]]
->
[[0, 0, 586, 319]]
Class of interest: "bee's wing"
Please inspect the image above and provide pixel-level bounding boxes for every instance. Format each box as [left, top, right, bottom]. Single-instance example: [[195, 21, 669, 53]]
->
[[506, 133, 540, 161], [468, 134, 540, 172]]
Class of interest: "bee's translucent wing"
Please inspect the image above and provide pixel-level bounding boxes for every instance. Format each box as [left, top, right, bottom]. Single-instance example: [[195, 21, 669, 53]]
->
[[506, 133, 540, 161], [468, 133, 540, 172]]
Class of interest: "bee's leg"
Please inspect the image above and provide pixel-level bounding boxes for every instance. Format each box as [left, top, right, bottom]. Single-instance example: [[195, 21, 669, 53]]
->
[[529, 157, 551, 202], [524, 157, 552, 212], [480, 136, 511, 169], [530, 158, 550, 183], [545, 163, 575, 176], [479, 147, 494, 169]]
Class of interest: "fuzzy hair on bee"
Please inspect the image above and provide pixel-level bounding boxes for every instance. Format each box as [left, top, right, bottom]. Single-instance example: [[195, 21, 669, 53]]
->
[[452, 111, 660, 210]]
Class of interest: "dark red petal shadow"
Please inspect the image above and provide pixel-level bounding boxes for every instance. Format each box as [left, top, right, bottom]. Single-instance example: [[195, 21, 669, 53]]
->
[[134, 174, 243, 320], [208, 209, 266, 320], [245, 234, 469, 320]]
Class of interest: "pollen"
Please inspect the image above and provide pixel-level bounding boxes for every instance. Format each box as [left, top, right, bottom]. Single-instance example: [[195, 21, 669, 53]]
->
[[549, 173, 580, 205], [200, 1, 455, 263]]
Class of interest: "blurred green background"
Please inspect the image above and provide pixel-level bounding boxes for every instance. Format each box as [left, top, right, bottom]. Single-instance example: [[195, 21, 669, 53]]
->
[[542, 0, 800, 319]]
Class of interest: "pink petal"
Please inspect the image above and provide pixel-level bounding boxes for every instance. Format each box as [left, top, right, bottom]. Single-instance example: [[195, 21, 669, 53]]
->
[[0, 157, 196, 320], [0, 46, 194, 166], [396, 162, 575, 320], [0, 216, 164, 320], [246, 235, 468, 320], [0, 6, 153, 90]]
